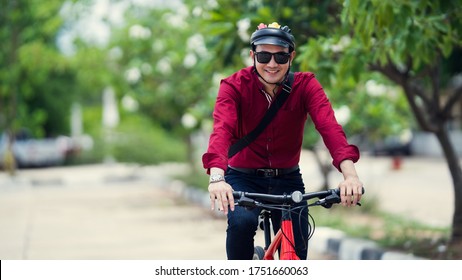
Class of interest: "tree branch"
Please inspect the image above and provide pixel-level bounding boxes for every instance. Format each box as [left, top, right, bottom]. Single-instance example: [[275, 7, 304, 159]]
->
[[431, 63, 441, 111], [369, 62, 438, 132], [443, 83, 462, 118]]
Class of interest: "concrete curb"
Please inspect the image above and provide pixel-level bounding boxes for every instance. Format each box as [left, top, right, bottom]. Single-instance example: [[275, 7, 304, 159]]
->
[[312, 228, 425, 260]]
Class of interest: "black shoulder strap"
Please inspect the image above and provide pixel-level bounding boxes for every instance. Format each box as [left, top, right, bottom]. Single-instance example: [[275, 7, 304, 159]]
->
[[228, 72, 294, 159]]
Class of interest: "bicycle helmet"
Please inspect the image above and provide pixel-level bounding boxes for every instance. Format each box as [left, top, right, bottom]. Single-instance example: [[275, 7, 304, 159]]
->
[[250, 22, 295, 52]]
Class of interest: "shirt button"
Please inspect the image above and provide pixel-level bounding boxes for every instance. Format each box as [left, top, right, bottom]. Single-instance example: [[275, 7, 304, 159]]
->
[[267, 138, 272, 142]]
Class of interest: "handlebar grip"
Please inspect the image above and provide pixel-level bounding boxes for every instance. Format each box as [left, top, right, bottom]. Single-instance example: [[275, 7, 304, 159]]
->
[[232, 191, 242, 199], [333, 186, 365, 195]]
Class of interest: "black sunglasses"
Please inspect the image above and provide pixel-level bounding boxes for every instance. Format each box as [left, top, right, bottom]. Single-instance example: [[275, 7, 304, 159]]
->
[[255, 51, 291, 64]]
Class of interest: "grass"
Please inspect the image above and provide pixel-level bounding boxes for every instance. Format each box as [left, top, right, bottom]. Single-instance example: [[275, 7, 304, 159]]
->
[[308, 203, 450, 259], [175, 170, 451, 259]]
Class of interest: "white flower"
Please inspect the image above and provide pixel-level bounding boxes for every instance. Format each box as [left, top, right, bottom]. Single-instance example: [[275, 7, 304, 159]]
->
[[331, 35, 351, 53], [187, 34, 208, 58], [241, 48, 253, 66], [121, 95, 139, 112], [157, 58, 172, 74], [334, 105, 351, 125], [206, 0, 218, 9], [108, 46, 123, 60], [183, 53, 197, 68], [192, 7, 203, 17], [164, 13, 187, 29], [129, 24, 151, 39], [152, 41, 165, 53], [237, 18, 251, 42], [141, 63, 152, 75], [365, 80, 387, 97], [125, 67, 141, 84], [181, 113, 198, 129]]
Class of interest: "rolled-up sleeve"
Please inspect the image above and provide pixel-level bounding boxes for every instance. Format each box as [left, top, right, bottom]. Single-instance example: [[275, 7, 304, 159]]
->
[[304, 76, 360, 172], [202, 80, 240, 174]]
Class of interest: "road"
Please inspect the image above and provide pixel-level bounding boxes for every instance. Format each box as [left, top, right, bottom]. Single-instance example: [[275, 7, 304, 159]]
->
[[0, 163, 334, 259], [0, 152, 456, 260]]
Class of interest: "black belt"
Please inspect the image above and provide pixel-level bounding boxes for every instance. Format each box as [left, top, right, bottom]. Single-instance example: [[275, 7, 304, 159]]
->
[[228, 165, 299, 177]]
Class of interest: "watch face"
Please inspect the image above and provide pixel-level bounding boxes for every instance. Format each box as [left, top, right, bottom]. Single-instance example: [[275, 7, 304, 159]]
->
[[210, 174, 223, 182]]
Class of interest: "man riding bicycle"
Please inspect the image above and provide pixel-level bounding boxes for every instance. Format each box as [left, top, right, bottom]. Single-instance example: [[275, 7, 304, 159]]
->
[[202, 22, 363, 260]]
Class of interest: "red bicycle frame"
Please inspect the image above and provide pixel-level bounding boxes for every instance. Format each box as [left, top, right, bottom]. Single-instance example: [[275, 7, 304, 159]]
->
[[264, 220, 299, 260], [260, 209, 300, 260]]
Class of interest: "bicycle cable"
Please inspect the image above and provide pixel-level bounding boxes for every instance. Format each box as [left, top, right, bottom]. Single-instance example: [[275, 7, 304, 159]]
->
[[292, 205, 315, 253], [258, 203, 314, 257]]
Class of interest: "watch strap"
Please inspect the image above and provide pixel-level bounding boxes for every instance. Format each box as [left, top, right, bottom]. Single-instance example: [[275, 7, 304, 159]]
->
[[209, 174, 225, 183]]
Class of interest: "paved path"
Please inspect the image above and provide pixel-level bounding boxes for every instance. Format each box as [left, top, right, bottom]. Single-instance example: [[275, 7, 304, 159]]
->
[[0, 152, 457, 260], [0, 163, 332, 260], [0, 164, 229, 259]]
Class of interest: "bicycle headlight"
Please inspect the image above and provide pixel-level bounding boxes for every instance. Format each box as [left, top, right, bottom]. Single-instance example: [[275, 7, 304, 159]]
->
[[291, 191, 303, 203]]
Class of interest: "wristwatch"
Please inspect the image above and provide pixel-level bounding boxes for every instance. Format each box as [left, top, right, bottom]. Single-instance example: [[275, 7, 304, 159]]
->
[[209, 174, 225, 183]]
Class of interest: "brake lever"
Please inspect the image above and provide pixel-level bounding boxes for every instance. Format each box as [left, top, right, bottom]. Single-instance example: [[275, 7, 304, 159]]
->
[[309, 198, 333, 208], [324, 193, 341, 204], [321, 202, 333, 209], [319, 192, 362, 207], [234, 196, 257, 209]]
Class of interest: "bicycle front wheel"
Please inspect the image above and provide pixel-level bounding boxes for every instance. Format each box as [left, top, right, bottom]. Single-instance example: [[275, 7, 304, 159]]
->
[[253, 246, 265, 260]]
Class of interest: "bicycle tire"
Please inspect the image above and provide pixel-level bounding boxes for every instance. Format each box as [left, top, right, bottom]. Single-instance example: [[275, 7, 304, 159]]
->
[[253, 246, 265, 260]]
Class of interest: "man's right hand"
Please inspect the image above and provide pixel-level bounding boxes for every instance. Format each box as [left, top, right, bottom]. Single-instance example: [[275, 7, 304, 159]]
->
[[208, 181, 235, 215]]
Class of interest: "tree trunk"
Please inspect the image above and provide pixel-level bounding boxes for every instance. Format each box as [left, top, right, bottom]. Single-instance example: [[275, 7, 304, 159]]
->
[[311, 147, 332, 191], [3, 130, 17, 175], [377, 62, 462, 258], [185, 134, 198, 174], [434, 126, 462, 258]]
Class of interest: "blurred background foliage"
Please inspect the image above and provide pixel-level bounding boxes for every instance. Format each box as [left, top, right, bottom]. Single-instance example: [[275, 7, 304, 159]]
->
[[0, 0, 460, 166]]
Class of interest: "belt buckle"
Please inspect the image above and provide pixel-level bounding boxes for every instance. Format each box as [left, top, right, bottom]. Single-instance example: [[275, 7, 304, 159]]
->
[[257, 168, 276, 177]]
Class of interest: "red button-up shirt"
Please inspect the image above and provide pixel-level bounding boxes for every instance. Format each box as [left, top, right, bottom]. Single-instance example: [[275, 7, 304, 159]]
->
[[202, 66, 359, 173]]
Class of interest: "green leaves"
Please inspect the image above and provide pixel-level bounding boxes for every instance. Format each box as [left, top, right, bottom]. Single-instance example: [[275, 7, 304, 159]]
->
[[2, 0, 459, 155], [298, 0, 461, 141], [340, 0, 461, 71], [0, 0, 76, 136]]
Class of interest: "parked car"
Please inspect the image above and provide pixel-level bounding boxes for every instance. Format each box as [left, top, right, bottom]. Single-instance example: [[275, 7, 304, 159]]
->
[[0, 129, 68, 169], [372, 131, 413, 156]]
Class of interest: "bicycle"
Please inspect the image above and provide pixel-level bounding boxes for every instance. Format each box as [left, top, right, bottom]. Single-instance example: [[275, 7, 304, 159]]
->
[[232, 188, 363, 260]]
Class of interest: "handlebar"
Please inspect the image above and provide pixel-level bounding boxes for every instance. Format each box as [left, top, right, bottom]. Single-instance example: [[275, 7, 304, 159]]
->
[[232, 187, 364, 209]]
